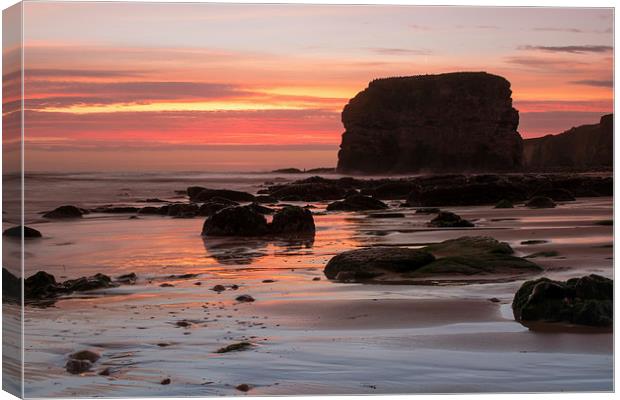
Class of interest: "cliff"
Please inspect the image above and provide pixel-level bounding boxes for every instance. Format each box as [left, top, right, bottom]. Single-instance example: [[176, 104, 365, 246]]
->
[[336, 72, 523, 174], [523, 114, 613, 170]]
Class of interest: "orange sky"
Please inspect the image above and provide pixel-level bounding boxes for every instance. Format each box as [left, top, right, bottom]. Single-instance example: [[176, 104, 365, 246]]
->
[[3, 3, 614, 171]]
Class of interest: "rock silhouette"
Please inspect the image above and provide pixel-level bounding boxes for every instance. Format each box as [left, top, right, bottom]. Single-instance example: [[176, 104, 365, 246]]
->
[[337, 72, 523, 174]]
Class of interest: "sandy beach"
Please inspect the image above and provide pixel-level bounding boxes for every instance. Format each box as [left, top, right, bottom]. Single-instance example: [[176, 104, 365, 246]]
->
[[5, 173, 612, 397]]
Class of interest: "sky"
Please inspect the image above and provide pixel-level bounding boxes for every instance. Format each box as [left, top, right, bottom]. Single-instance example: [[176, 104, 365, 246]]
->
[[3, 3, 614, 171]]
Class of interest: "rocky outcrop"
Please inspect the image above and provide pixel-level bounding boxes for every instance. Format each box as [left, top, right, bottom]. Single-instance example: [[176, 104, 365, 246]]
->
[[270, 206, 315, 236], [326, 194, 388, 211], [512, 274, 612, 327], [43, 205, 84, 219], [337, 72, 523, 174], [523, 114, 613, 171], [324, 236, 541, 283]]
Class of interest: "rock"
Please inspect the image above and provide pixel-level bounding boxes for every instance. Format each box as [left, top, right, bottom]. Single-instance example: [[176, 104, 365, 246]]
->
[[254, 195, 277, 204], [43, 205, 83, 219], [363, 181, 417, 199], [2, 268, 21, 300], [368, 212, 405, 218], [512, 274, 612, 327], [269, 180, 346, 201], [524, 251, 559, 259], [494, 199, 514, 209], [532, 188, 575, 201], [337, 72, 523, 174], [175, 320, 192, 328], [66, 359, 93, 374], [202, 205, 269, 236], [427, 211, 474, 227], [312, 277, 321, 281], [160, 378, 171, 385], [325, 236, 542, 283], [525, 196, 556, 209], [324, 248, 435, 281], [247, 202, 275, 215], [272, 168, 303, 173], [138, 206, 163, 215], [98, 367, 112, 376], [415, 207, 440, 214], [189, 188, 255, 203], [24, 271, 59, 299], [23, 271, 118, 301], [488, 297, 501, 303], [407, 175, 529, 207], [167, 203, 199, 218], [159, 283, 174, 288], [523, 114, 613, 170], [93, 206, 140, 214], [69, 350, 101, 363], [211, 284, 226, 292], [269, 206, 315, 236], [116, 272, 137, 284], [236, 384, 251, 392], [3, 225, 42, 238], [595, 220, 613, 226], [520, 240, 548, 245], [63, 273, 114, 292], [235, 295, 255, 303], [215, 342, 253, 353], [198, 200, 235, 217], [326, 194, 388, 211]]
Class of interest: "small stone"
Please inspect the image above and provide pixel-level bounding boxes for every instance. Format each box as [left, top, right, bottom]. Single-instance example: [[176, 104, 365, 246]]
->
[[262, 279, 276, 283], [69, 349, 101, 363], [236, 295, 255, 303], [312, 277, 321, 281], [236, 384, 251, 392], [98, 367, 112, 376], [175, 320, 192, 328], [160, 283, 174, 287], [212, 284, 226, 292], [161, 378, 171, 385], [65, 359, 92, 374], [488, 297, 501, 303]]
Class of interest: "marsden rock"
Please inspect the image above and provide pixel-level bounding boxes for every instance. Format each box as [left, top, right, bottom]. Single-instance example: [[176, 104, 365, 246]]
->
[[337, 72, 523, 174], [201, 205, 269, 236], [512, 274, 612, 327]]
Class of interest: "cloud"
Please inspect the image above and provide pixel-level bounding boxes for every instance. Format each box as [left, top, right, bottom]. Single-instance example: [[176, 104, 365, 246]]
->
[[569, 79, 613, 88], [409, 24, 430, 31], [533, 27, 612, 34], [519, 45, 612, 54], [504, 56, 589, 72], [367, 47, 432, 56]]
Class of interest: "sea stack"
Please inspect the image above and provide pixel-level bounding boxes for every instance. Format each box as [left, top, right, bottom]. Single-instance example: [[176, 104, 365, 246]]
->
[[337, 72, 523, 174]]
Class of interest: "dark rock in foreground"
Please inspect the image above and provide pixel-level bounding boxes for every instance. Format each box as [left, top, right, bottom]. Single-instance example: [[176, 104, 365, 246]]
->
[[43, 205, 84, 219], [427, 211, 474, 228], [3, 225, 42, 238], [202, 205, 269, 236], [512, 274, 612, 327], [270, 206, 315, 236], [326, 194, 388, 211], [324, 248, 435, 281], [525, 196, 556, 209], [337, 72, 523, 174], [188, 187, 255, 203], [324, 236, 541, 283]]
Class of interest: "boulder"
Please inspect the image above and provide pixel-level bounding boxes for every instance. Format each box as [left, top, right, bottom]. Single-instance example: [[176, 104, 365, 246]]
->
[[66, 359, 93, 374], [198, 200, 236, 217], [337, 72, 523, 174], [3, 225, 42, 238], [2, 268, 21, 300], [189, 188, 254, 203], [324, 236, 541, 283], [512, 274, 612, 327], [269, 206, 315, 236], [494, 199, 514, 209], [270, 182, 346, 201], [525, 196, 556, 209], [202, 205, 269, 236], [326, 194, 388, 211], [43, 205, 83, 219], [324, 248, 435, 281], [427, 211, 474, 227]]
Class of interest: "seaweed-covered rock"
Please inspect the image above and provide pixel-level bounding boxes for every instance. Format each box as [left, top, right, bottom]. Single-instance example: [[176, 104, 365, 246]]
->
[[512, 274, 612, 327], [326, 194, 388, 211], [43, 205, 84, 219], [3, 225, 42, 238], [324, 248, 435, 281], [525, 196, 556, 209], [324, 236, 542, 283], [201, 205, 269, 236], [269, 206, 315, 236], [427, 211, 474, 227]]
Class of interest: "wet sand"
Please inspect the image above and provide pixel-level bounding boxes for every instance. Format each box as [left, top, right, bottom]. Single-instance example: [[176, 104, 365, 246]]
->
[[11, 195, 613, 396]]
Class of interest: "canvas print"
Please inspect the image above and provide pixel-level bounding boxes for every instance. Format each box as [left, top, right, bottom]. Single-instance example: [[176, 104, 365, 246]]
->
[[2, 2, 614, 398]]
